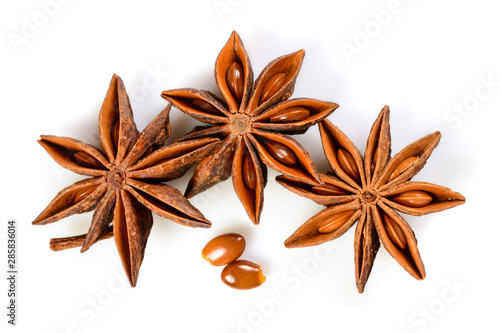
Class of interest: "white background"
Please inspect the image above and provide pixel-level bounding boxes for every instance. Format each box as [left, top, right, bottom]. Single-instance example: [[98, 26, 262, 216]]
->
[[1, 0, 499, 332]]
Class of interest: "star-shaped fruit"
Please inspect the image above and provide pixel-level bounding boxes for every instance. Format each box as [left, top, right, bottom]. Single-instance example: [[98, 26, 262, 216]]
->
[[277, 106, 465, 293], [33, 74, 218, 286], [162, 31, 338, 224]]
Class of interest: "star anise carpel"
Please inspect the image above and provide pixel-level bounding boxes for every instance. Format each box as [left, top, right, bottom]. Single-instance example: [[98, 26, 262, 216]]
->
[[161, 31, 338, 225], [277, 106, 465, 293], [33, 74, 218, 287]]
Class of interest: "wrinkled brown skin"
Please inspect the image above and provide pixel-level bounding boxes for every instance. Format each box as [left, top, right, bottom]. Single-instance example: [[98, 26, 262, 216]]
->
[[278, 106, 465, 293], [33, 74, 218, 287], [50, 226, 114, 251], [162, 31, 339, 225]]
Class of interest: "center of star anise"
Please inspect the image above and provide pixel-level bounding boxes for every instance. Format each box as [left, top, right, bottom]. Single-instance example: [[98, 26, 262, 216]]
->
[[230, 113, 252, 135], [361, 189, 379, 204], [107, 167, 126, 189]]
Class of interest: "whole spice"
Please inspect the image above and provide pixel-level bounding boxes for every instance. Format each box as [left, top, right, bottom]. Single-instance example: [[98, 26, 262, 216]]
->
[[202, 233, 246, 266], [162, 31, 338, 224], [221, 260, 266, 290], [33, 74, 218, 287], [277, 106, 465, 293]]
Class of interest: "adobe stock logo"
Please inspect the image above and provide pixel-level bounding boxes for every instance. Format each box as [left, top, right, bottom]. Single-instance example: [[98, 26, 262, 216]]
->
[[234, 242, 338, 333], [7, 0, 71, 54], [54, 270, 128, 333], [442, 74, 499, 129], [339, 0, 406, 64], [212, 0, 245, 21], [399, 278, 467, 333]]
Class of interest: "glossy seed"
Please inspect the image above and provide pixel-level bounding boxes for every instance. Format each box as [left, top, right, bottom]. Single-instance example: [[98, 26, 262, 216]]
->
[[71, 151, 103, 169], [318, 210, 354, 234], [242, 153, 257, 190], [262, 140, 297, 167], [337, 148, 360, 183], [202, 233, 246, 266], [259, 72, 286, 104], [74, 186, 97, 203], [221, 260, 266, 290], [388, 156, 418, 182], [311, 183, 347, 196], [391, 190, 433, 208], [269, 106, 310, 123], [226, 61, 245, 103], [382, 213, 407, 249], [111, 120, 120, 150], [191, 98, 223, 116]]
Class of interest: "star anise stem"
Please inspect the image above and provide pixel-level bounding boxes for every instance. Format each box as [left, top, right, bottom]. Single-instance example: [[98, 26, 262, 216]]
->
[[50, 226, 114, 251]]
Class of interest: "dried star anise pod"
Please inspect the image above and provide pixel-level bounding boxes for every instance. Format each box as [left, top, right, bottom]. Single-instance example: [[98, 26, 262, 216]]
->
[[161, 31, 338, 224], [33, 74, 218, 287], [277, 106, 465, 293]]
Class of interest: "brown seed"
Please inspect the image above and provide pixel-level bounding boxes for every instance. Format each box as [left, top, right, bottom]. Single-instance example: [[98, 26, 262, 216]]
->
[[71, 151, 103, 169], [388, 156, 418, 182], [221, 260, 266, 290], [259, 72, 286, 104], [262, 140, 297, 167], [269, 106, 310, 123], [311, 183, 347, 196], [391, 190, 433, 208], [242, 153, 257, 190], [226, 61, 245, 103], [202, 233, 246, 266], [191, 98, 223, 116], [74, 186, 97, 203], [318, 210, 354, 234], [337, 148, 360, 183], [382, 213, 407, 249]]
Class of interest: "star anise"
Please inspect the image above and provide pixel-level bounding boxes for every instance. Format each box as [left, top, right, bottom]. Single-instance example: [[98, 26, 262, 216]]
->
[[33, 74, 219, 287], [161, 31, 338, 224], [277, 106, 465, 293]]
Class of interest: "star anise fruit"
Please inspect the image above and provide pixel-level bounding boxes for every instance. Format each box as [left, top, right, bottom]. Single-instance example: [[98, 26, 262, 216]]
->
[[277, 106, 465, 293], [33, 74, 219, 287], [161, 31, 338, 224]]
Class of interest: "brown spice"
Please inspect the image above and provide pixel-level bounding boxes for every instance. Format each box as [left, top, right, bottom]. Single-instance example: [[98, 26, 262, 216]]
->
[[277, 106, 465, 293], [33, 74, 218, 287], [202, 233, 246, 266], [221, 260, 266, 290], [162, 31, 338, 225]]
